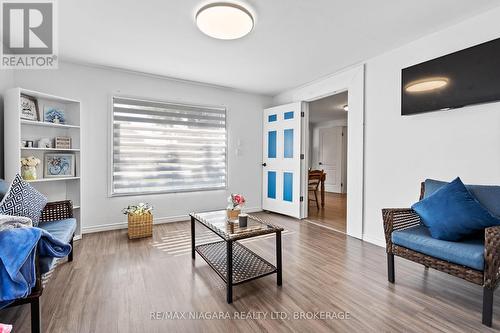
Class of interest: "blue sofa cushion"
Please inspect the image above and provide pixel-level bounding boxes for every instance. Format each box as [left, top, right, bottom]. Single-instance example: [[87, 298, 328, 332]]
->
[[412, 177, 500, 241], [392, 225, 484, 270], [424, 178, 500, 218], [0, 175, 48, 226], [38, 218, 76, 273], [0, 180, 9, 201]]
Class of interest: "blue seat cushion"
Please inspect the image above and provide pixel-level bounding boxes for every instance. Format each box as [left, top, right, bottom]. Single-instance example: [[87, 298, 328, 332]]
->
[[392, 225, 484, 270], [38, 218, 76, 273], [412, 177, 500, 241], [424, 178, 500, 218]]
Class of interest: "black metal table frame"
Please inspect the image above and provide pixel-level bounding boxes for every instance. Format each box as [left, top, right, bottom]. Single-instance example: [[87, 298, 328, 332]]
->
[[190, 215, 282, 303]]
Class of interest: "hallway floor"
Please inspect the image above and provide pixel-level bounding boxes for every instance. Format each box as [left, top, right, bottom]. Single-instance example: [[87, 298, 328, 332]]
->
[[307, 192, 347, 233]]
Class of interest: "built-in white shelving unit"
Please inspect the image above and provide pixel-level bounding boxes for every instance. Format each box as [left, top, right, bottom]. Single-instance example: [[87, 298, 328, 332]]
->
[[4, 88, 83, 239], [22, 148, 81, 152]]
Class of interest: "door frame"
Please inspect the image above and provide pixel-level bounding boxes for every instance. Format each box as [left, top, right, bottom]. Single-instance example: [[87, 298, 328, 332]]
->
[[273, 64, 365, 240]]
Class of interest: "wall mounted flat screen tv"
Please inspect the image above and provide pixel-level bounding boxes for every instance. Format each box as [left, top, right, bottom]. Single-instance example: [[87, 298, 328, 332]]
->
[[401, 37, 500, 115]]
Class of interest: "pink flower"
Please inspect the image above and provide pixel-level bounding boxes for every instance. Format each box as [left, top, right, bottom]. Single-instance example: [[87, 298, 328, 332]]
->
[[234, 194, 242, 204], [229, 194, 245, 206]]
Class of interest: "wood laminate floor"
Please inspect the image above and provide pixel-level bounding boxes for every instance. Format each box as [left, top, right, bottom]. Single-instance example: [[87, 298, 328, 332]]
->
[[0, 212, 498, 332], [307, 192, 347, 233]]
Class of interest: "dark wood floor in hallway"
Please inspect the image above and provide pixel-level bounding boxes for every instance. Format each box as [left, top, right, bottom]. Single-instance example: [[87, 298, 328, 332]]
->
[[0, 212, 498, 332]]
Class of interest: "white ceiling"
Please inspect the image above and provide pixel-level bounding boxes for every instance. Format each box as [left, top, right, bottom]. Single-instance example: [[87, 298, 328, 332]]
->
[[59, 0, 500, 95], [309, 91, 348, 124]]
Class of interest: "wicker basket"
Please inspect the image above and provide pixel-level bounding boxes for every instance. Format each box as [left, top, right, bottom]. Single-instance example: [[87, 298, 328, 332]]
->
[[128, 213, 153, 239]]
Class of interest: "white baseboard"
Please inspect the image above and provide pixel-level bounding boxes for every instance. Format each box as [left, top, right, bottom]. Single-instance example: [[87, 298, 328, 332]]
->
[[81, 206, 262, 235], [362, 234, 386, 248]]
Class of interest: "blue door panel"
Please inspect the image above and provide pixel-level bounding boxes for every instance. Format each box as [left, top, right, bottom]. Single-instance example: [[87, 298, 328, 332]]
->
[[284, 129, 293, 158], [283, 172, 293, 202], [267, 171, 277, 199], [268, 131, 277, 158]]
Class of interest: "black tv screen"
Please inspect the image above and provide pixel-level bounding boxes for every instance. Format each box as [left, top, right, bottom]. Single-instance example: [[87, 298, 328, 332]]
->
[[401, 37, 500, 115]]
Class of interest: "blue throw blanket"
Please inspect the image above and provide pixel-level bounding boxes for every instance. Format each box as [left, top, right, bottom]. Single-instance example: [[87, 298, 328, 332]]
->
[[0, 227, 71, 308]]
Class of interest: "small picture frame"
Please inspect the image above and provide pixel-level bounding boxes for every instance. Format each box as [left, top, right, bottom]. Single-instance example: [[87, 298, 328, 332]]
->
[[55, 136, 71, 149], [20, 94, 39, 121], [37, 138, 52, 149], [43, 106, 65, 124], [44, 153, 75, 178]]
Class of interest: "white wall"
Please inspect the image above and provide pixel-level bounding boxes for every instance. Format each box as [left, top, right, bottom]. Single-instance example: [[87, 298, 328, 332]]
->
[[274, 8, 500, 246], [273, 6, 500, 246], [0, 70, 15, 178], [12, 62, 271, 232], [362, 6, 500, 246]]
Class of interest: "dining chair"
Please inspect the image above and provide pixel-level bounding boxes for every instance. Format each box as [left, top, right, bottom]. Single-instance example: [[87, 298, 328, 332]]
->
[[308, 170, 324, 210]]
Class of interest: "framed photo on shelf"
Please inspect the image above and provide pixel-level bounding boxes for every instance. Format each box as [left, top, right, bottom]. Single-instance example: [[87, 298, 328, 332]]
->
[[55, 136, 71, 149], [44, 153, 75, 178], [20, 94, 39, 121], [37, 137, 52, 148], [43, 106, 66, 124]]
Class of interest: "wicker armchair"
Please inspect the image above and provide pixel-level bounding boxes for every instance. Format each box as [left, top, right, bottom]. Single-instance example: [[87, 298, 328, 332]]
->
[[4, 200, 74, 333], [382, 183, 500, 327]]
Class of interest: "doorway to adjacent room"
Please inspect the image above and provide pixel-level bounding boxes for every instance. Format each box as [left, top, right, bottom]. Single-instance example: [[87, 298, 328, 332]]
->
[[306, 91, 348, 233]]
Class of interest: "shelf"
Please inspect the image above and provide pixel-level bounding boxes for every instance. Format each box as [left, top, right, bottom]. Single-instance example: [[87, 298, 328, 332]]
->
[[195, 241, 276, 285], [20, 88, 80, 104], [6, 88, 82, 239], [26, 177, 80, 183], [21, 147, 80, 152], [21, 120, 80, 129]]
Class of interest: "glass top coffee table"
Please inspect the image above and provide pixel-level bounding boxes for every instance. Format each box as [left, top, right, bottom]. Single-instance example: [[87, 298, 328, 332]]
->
[[190, 210, 284, 303]]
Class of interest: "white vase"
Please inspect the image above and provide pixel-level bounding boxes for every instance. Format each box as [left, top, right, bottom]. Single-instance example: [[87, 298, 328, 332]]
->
[[21, 165, 37, 180]]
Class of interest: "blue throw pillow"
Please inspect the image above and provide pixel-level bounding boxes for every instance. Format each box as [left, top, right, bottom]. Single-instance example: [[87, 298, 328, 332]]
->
[[0, 174, 48, 226], [412, 177, 500, 241]]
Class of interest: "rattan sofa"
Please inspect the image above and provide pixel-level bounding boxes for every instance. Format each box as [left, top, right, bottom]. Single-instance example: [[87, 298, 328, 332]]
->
[[383, 182, 499, 327]]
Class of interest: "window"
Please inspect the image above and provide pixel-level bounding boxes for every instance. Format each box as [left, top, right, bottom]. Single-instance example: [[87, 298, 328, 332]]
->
[[111, 97, 227, 195]]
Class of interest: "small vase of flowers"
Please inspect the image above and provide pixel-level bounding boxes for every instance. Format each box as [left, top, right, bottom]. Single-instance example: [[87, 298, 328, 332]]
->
[[122, 203, 153, 239], [20, 156, 41, 180], [227, 194, 245, 220]]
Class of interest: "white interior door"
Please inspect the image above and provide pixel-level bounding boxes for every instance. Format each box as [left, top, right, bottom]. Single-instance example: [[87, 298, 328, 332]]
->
[[262, 102, 304, 219], [319, 127, 343, 193]]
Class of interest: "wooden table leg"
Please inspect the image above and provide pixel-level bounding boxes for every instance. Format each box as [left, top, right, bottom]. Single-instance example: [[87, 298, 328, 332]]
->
[[321, 176, 326, 208], [226, 241, 233, 303], [191, 216, 195, 259], [276, 231, 282, 286]]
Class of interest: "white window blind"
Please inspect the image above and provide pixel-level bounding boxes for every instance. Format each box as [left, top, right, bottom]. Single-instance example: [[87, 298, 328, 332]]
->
[[111, 97, 227, 195]]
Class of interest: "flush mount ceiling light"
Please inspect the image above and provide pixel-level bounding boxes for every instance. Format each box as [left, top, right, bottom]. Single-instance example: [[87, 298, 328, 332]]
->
[[343, 105, 349, 111], [405, 77, 449, 93], [196, 2, 254, 40]]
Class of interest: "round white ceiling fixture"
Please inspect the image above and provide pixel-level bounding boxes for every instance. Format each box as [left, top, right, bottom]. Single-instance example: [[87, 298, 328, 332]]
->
[[196, 2, 254, 40]]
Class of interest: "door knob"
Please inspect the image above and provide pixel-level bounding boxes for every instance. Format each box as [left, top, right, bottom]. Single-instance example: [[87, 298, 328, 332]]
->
[[319, 162, 323, 165], [262, 163, 267, 167]]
